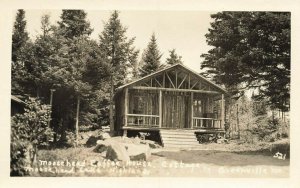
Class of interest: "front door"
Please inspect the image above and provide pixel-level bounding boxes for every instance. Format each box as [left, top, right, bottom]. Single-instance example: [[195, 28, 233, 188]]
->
[[162, 92, 190, 128]]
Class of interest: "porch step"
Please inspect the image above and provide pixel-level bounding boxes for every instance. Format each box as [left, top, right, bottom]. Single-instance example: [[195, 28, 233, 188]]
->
[[159, 130, 199, 148]]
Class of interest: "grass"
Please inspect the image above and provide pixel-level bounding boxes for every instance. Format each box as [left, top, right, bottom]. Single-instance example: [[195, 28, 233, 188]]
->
[[32, 147, 148, 177], [27, 138, 289, 177], [152, 149, 289, 166]]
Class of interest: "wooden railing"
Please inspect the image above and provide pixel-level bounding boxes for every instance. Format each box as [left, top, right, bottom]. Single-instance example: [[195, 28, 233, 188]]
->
[[192, 117, 222, 129], [126, 114, 160, 127]]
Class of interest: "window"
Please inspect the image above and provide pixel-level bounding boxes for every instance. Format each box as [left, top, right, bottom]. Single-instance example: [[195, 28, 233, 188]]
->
[[193, 99, 203, 117]]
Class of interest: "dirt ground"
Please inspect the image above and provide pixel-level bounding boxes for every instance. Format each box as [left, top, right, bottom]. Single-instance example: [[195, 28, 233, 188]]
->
[[34, 139, 289, 177], [147, 148, 289, 177]]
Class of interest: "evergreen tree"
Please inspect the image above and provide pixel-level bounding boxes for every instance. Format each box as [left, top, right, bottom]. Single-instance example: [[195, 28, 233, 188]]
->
[[58, 10, 93, 39], [11, 10, 30, 95], [12, 9, 29, 63], [201, 12, 290, 111], [166, 49, 183, 65], [98, 10, 139, 133], [44, 10, 95, 144], [140, 33, 162, 77]]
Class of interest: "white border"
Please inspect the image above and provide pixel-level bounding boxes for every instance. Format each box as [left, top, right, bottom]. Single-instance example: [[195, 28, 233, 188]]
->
[[1, 0, 299, 188]]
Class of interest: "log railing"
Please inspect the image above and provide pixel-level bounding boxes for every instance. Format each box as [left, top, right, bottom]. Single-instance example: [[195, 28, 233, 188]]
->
[[125, 115, 222, 129], [126, 114, 160, 127], [192, 117, 222, 129]]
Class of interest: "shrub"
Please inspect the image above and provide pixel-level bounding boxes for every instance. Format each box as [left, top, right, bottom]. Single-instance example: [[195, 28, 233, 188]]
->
[[11, 97, 53, 176], [250, 116, 289, 142]]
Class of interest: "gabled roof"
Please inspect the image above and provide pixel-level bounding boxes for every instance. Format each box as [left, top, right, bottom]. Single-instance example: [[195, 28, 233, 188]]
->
[[117, 63, 227, 93]]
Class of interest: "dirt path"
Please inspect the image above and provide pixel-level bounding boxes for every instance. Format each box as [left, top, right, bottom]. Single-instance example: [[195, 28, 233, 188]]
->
[[144, 149, 289, 177]]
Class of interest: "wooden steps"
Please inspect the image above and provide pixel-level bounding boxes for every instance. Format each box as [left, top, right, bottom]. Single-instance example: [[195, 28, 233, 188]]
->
[[159, 129, 199, 148]]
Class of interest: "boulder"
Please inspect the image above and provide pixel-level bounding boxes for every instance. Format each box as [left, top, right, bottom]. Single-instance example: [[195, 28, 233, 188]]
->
[[106, 143, 130, 162], [105, 136, 135, 144], [99, 132, 111, 140], [93, 136, 153, 161], [124, 143, 151, 161], [86, 135, 102, 147], [93, 140, 110, 153], [133, 136, 142, 144], [140, 140, 161, 148]]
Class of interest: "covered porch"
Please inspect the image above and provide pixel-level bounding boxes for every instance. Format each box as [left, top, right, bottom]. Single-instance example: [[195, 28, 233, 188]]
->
[[123, 88, 225, 131], [115, 64, 227, 134]]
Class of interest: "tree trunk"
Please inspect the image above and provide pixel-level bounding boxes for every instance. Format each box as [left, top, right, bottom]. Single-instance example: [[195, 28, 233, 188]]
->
[[36, 87, 40, 98], [236, 103, 240, 139], [109, 75, 114, 135], [48, 89, 55, 127], [75, 96, 80, 147]]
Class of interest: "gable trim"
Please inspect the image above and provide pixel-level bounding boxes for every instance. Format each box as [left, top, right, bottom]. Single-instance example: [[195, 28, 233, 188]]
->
[[116, 63, 227, 93]]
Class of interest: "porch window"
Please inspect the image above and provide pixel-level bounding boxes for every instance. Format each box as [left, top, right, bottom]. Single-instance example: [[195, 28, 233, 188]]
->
[[127, 90, 159, 127], [129, 92, 158, 115], [193, 99, 203, 117]]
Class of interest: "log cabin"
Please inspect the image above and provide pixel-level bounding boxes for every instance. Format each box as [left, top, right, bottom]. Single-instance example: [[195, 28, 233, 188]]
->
[[114, 63, 227, 147]]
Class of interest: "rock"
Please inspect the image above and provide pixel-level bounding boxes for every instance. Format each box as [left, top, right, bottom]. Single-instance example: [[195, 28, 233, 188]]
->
[[86, 135, 102, 147], [140, 140, 161, 148], [105, 136, 135, 144], [100, 132, 111, 140], [217, 138, 228, 144], [106, 143, 130, 162], [94, 136, 153, 161], [124, 143, 151, 161], [93, 140, 110, 153]]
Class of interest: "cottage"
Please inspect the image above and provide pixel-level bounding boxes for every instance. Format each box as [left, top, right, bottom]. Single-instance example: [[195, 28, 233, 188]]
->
[[114, 64, 227, 147]]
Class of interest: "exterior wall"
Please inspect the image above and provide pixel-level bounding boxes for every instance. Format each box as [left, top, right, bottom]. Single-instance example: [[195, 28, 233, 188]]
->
[[11, 100, 25, 116]]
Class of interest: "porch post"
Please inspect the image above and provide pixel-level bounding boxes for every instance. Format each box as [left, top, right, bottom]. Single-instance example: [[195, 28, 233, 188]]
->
[[221, 94, 225, 129], [124, 88, 128, 127], [190, 92, 194, 129], [159, 90, 162, 128]]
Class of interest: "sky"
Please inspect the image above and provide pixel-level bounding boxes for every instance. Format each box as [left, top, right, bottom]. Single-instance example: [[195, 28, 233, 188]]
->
[[20, 10, 216, 72]]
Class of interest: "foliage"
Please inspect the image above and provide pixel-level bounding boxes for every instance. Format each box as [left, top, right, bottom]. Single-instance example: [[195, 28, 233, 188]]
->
[[98, 10, 139, 132], [201, 12, 290, 111], [12, 9, 29, 63], [166, 49, 183, 65], [11, 10, 113, 146], [251, 117, 289, 142], [11, 9, 31, 95], [139, 33, 163, 77], [58, 10, 93, 39], [99, 10, 139, 86], [11, 97, 53, 176], [227, 95, 289, 144]]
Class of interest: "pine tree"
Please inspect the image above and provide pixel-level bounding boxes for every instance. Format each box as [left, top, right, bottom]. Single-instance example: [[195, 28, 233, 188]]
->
[[201, 12, 290, 111], [48, 10, 95, 145], [140, 33, 162, 77], [166, 49, 183, 65], [12, 9, 29, 63], [98, 10, 139, 133], [58, 10, 93, 39], [11, 10, 30, 95]]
